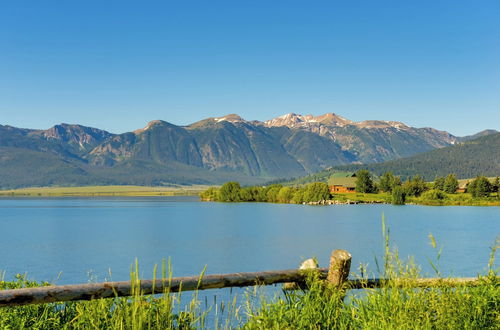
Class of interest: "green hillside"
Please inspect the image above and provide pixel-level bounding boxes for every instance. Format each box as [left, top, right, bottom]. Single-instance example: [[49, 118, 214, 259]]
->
[[290, 133, 500, 184], [0, 118, 496, 189]]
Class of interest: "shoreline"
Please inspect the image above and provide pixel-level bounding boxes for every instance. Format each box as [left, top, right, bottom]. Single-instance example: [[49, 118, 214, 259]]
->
[[0, 185, 208, 197]]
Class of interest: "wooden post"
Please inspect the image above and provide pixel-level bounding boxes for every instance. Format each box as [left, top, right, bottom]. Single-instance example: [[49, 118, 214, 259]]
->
[[326, 249, 351, 287]]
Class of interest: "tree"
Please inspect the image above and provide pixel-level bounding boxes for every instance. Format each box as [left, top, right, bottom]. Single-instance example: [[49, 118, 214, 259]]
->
[[467, 176, 492, 197], [391, 186, 406, 205], [443, 174, 459, 194], [218, 182, 241, 202], [265, 184, 283, 203], [379, 172, 394, 192], [303, 182, 330, 202], [493, 177, 500, 193], [421, 189, 447, 201], [403, 175, 428, 197], [239, 187, 261, 201], [391, 176, 402, 190], [200, 187, 219, 201], [355, 170, 377, 193], [277, 187, 294, 203], [291, 188, 305, 204], [433, 176, 445, 191]]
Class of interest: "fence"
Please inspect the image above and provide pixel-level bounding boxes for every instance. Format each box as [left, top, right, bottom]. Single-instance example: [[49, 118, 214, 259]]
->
[[0, 249, 493, 307]]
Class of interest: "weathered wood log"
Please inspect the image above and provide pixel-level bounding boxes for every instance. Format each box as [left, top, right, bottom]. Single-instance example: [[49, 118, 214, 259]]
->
[[326, 249, 352, 287], [0, 268, 496, 307], [0, 268, 327, 307]]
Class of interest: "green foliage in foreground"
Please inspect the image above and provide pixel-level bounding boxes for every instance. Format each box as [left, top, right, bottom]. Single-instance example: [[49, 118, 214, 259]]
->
[[246, 274, 499, 329]]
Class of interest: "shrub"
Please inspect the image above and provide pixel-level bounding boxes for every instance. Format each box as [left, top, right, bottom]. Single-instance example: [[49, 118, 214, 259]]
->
[[218, 182, 241, 202], [391, 186, 406, 205], [421, 189, 447, 201], [265, 184, 283, 203], [291, 188, 305, 204], [433, 176, 445, 191], [467, 176, 493, 197], [443, 174, 459, 194], [303, 182, 330, 202], [277, 187, 294, 203], [239, 187, 261, 201], [403, 175, 428, 197], [199, 187, 219, 201]]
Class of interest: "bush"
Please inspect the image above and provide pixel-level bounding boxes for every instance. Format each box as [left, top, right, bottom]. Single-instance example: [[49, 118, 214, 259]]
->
[[391, 186, 406, 205], [291, 188, 305, 204], [303, 182, 330, 202], [421, 189, 447, 201], [467, 176, 493, 197], [218, 182, 242, 202], [433, 176, 445, 191], [239, 187, 261, 201], [199, 187, 219, 201], [443, 174, 459, 194], [277, 187, 294, 203], [403, 175, 428, 197], [265, 184, 283, 203]]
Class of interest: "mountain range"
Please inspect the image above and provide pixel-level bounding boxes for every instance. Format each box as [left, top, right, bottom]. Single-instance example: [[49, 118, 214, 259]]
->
[[0, 113, 497, 188], [288, 132, 500, 184]]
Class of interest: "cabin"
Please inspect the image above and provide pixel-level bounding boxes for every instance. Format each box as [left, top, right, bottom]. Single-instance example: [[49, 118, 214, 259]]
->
[[328, 172, 357, 193], [457, 181, 468, 193]]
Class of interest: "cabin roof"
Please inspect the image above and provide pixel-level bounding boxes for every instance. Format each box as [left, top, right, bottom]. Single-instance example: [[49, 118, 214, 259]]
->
[[329, 172, 356, 178], [328, 177, 357, 188]]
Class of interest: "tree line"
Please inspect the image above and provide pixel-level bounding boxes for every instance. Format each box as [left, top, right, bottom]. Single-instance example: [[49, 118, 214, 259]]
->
[[355, 170, 499, 204], [201, 170, 500, 205], [201, 182, 331, 204]]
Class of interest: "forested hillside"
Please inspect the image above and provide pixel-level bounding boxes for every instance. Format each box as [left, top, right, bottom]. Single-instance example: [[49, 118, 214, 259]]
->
[[290, 133, 500, 183]]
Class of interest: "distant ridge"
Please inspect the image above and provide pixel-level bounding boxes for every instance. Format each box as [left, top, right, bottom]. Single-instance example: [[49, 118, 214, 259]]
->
[[0, 114, 497, 188], [290, 132, 500, 184]]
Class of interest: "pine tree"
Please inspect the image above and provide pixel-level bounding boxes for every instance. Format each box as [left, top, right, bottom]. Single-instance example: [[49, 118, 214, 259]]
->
[[443, 174, 459, 194], [355, 170, 376, 193], [379, 172, 394, 192], [433, 176, 445, 191]]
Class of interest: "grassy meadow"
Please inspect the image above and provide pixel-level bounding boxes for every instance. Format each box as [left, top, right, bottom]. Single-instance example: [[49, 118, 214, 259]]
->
[[332, 192, 500, 206], [0, 185, 209, 197]]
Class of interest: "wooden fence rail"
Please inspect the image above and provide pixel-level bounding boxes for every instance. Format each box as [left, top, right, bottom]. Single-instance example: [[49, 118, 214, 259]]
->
[[0, 249, 495, 307]]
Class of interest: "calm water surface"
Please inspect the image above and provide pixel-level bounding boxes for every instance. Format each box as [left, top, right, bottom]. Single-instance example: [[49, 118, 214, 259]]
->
[[0, 197, 498, 284]]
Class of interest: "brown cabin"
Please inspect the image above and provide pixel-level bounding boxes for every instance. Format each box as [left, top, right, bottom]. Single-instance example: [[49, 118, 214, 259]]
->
[[457, 181, 468, 193], [328, 173, 357, 193]]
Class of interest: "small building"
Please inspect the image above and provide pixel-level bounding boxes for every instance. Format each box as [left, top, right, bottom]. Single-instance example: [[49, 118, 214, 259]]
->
[[457, 181, 468, 193], [328, 172, 357, 193]]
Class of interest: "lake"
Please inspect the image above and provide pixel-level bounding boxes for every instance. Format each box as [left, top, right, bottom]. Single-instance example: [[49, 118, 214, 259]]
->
[[1, 196, 498, 285]]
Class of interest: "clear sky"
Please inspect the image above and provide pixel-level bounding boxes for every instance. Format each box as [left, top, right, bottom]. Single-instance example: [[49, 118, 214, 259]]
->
[[1, 1, 499, 136]]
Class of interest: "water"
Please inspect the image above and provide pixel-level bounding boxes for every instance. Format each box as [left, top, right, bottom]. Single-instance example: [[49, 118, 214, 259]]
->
[[1, 197, 498, 284]]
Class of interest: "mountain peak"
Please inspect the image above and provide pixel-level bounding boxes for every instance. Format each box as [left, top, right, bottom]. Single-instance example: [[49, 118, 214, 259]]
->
[[264, 113, 352, 128], [315, 113, 353, 126], [134, 120, 172, 133], [213, 114, 245, 123]]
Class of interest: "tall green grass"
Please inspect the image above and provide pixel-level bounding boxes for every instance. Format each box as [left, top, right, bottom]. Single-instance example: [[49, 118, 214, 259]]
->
[[1, 235, 498, 329]]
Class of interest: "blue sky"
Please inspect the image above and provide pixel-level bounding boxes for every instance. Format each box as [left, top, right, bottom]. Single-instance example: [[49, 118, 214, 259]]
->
[[1, 1, 498, 136]]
